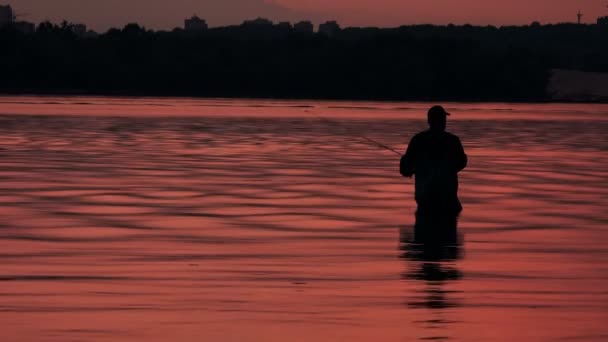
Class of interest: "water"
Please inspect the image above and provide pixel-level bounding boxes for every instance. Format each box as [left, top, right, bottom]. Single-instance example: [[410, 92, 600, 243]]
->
[[0, 96, 607, 341]]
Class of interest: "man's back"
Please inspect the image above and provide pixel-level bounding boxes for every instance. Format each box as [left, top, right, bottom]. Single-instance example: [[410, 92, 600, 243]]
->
[[401, 129, 467, 214]]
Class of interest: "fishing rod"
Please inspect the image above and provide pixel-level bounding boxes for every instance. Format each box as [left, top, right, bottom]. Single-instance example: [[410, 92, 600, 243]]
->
[[307, 108, 416, 212], [307, 109, 404, 157]]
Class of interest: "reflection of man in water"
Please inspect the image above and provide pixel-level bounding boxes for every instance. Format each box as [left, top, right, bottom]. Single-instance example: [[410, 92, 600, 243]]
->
[[400, 105, 467, 215], [400, 213, 463, 310]]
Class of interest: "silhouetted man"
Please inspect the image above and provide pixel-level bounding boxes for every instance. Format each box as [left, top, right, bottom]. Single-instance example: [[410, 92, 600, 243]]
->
[[400, 106, 467, 215]]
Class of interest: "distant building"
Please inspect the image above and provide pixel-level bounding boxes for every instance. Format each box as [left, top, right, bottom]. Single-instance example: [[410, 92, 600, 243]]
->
[[71, 23, 87, 37], [243, 17, 273, 26], [13, 21, 34, 34], [548, 69, 608, 102], [277, 21, 292, 30], [0, 5, 33, 33], [294, 21, 314, 33], [185, 15, 208, 31], [319, 21, 341, 37], [0, 4, 14, 27], [598, 16, 608, 25]]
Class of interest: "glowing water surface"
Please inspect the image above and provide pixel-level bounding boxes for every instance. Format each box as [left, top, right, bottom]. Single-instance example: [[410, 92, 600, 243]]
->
[[0, 97, 607, 341]]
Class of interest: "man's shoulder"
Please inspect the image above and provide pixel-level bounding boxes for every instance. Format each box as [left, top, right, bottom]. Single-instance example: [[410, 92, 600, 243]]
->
[[444, 131, 462, 141], [415, 130, 460, 139], [413, 130, 432, 139]]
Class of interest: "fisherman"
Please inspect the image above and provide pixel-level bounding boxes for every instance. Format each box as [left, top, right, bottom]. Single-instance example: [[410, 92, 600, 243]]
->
[[400, 106, 467, 215]]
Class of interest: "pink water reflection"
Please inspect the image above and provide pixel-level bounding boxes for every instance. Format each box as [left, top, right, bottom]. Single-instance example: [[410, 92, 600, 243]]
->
[[0, 97, 607, 341]]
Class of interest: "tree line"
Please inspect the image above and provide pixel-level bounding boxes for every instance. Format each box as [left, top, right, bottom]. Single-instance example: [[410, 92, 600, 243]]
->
[[1, 22, 607, 101]]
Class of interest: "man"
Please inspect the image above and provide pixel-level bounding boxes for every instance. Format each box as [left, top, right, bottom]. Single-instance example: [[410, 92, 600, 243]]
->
[[400, 105, 467, 215]]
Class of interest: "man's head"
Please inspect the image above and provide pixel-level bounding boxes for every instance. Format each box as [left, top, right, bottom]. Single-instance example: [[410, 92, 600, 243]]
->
[[427, 105, 450, 131]]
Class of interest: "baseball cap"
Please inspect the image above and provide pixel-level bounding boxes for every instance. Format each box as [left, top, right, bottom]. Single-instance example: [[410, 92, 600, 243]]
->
[[428, 105, 451, 117]]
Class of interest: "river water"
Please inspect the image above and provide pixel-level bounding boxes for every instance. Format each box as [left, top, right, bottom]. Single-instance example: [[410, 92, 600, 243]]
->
[[0, 97, 607, 341]]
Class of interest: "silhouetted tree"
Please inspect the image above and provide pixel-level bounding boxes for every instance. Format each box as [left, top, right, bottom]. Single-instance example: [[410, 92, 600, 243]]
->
[[0, 23, 606, 100]]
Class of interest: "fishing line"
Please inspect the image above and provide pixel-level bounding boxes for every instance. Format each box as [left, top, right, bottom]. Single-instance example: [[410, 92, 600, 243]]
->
[[306, 109, 403, 157], [306, 108, 416, 212]]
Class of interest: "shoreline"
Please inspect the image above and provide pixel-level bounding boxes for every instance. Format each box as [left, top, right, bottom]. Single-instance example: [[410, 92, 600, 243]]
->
[[1, 90, 607, 105]]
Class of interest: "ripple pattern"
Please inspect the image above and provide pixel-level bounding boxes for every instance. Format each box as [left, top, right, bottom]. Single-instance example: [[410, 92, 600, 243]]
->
[[0, 100, 607, 342]]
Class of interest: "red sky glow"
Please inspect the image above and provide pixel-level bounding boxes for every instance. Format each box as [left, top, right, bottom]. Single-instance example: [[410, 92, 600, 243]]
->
[[6, 0, 608, 31]]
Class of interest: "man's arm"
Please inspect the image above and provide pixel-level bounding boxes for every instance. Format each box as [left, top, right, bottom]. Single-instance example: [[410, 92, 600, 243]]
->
[[400, 137, 417, 177], [454, 137, 467, 172]]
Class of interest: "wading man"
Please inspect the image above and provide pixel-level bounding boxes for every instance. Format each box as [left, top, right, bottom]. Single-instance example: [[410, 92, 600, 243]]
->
[[400, 106, 467, 216]]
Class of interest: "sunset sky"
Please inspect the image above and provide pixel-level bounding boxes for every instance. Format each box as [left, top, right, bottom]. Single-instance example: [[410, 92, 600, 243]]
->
[[7, 0, 608, 31]]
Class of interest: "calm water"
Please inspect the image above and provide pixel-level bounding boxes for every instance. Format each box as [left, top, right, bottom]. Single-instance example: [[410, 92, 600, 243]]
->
[[0, 97, 607, 341]]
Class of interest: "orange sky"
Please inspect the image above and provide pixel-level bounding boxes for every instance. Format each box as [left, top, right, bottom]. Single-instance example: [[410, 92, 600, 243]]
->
[[8, 0, 608, 31]]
